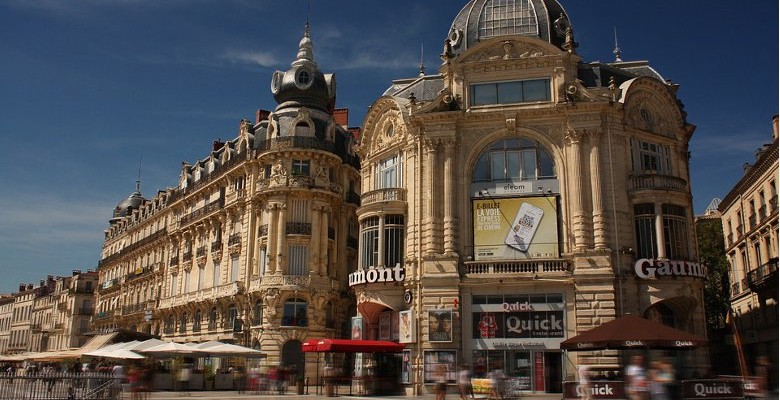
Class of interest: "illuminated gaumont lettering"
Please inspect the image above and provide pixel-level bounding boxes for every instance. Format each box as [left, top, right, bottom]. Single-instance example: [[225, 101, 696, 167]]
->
[[634, 258, 707, 280], [348, 263, 405, 287], [694, 383, 733, 397], [502, 302, 533, 312]]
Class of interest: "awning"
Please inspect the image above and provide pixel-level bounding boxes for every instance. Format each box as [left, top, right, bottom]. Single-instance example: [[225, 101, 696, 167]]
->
[[559, 314, 708, 351], [302, 339, 404, 353]]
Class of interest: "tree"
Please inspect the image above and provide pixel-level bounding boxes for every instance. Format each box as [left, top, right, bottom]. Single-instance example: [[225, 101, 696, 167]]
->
[[695, 218, 731, 329]]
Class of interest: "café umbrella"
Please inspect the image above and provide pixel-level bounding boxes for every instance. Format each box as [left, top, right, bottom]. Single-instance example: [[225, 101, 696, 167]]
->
[[559, 314, 707, 350]]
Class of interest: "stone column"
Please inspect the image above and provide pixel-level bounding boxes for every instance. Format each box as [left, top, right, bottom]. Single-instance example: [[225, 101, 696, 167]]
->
[[589, 131, 607, 249], [267, 205, 278, 275], [425, 140, 438, 255], [320, 208, 329, 276], [443, 139, 457, 254], [276, 203, 287, 274], [310, 206, 321, 275], [378, 212, 386, 268], [655, 203, 667, 259], [566, 129, 587, 251]]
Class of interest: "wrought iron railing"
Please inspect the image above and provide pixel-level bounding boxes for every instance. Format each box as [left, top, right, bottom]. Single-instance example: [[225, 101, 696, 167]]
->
[[464, 259, 571, 275], [286, 222, 312, 235], [628, 174, 688, 193]]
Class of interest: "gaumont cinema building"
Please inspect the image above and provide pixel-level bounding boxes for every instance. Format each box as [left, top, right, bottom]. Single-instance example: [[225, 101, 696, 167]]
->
[[350, 0, 708, 394], [94, 0, 708, 396]]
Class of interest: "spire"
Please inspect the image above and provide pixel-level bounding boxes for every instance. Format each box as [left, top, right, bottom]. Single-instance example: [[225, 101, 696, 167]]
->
[[613, 26, 623, 62], [135, 154, 142, 194], [418, 43, 425, 77], [293, 19, 316, 68]]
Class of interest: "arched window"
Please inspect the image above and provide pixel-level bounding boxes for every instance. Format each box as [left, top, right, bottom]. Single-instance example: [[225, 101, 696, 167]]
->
[[282, 299, 308, 327], [193, 310, 202, 332], [179, 312, 187, 333], [208, 307, 218, 331], [472, 138, 555, 182], [253, 300, 264, 326], [227, 304, 238, 330]]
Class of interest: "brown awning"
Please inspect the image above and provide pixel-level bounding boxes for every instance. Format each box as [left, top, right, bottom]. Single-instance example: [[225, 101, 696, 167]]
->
[[560, 314, 707, 351], [302, 339, 404, 353]]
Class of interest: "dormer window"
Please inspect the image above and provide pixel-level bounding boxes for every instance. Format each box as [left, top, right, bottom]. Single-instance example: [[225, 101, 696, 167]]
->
[[295, 68, 313, 90], [295, 122, 310, 136]]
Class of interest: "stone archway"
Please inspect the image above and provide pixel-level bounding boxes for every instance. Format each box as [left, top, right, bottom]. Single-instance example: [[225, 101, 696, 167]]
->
[[281, 340, 304, 379]]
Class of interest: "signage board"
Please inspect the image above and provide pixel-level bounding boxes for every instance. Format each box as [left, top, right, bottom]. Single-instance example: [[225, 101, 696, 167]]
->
[[472, 196, 559, 260], [563, 381, 625, 400], [682, 380, 744, 399]]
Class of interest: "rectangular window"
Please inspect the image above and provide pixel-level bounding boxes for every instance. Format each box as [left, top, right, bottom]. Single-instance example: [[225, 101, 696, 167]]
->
[[212, 264, 220, 287], [290, 199, 310, 223], [631, 139, 671, 174], [662, 204, 689, 259], [289, 245, 308, 276], [470, 79, 551, 106], [634, 203, 658, 259], [230, 256, 240, 282], [291, 159, 310, 176], [360, 217, 380, 268], [197, 267, 204, 290], [376, 154, 403, 189], [259, 247, 267, 276], [183, 270, 190, 293], [384, 215, 405, 268], [170, 275, 178, 296]]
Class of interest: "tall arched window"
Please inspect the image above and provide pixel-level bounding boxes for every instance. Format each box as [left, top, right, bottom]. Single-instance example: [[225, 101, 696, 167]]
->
[[253, 300, 264, 326], [472, 138, 555, 182], [208, 307, 218, 331], [193, 310, 202, 332]]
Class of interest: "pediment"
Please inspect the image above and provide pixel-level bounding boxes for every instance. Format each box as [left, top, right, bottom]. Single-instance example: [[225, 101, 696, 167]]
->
[[458, 36, 563, 64]]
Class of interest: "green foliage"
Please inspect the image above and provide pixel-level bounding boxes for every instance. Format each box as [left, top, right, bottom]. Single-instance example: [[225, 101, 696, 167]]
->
[[695, 218, 731, 329]]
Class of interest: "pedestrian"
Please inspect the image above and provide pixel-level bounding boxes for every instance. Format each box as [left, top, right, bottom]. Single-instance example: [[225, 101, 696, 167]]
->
[[488, 367, 506, 400], [458, 364, 474, 400], [178, 364, 191, 396], [435, 363, 448, 400], [649, 360, 673, 400], [625, 355, 648, 400], [578, 365, 592, 400]]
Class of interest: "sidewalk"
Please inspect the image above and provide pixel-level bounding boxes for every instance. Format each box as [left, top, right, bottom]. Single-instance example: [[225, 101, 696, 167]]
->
[[146, 390, 435, 400]]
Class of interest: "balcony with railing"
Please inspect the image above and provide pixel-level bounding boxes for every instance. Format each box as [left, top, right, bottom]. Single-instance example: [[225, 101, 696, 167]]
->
[[628, 174, 688, 193], [158, 282, 245, 309], [76, 307, 94, 316], [228, 234, 241, 246], [747, 258, 778, 293], [99, 229, 167, 266], [464, 259, 571, 277], [180, 198, 225, 227], [360, 188, 407, 208], [346, 191, 361, 206], [255, 136, 361, 169], [94, 310, 115, 320], [286, 222, 312, 235], [196, 246, 207, 258], [183, 252, 193, 262], [259, 224, 268, 237]]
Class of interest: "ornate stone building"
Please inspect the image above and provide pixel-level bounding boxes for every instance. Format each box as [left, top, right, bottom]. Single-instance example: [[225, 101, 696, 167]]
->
[[351, 0, 707, 394], [719, 115, 778, 382], [95, 24, 359, 376]]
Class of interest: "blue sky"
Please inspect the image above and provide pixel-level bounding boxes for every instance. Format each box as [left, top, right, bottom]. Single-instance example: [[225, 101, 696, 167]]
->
[[0, 0, 777, 294]]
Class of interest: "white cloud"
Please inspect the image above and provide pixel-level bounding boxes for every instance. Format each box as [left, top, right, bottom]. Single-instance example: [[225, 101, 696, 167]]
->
[[221, 49, 281, 68]]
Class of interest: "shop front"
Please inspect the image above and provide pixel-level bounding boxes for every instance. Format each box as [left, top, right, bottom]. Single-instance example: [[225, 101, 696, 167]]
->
[[469, 293, 566, 394]]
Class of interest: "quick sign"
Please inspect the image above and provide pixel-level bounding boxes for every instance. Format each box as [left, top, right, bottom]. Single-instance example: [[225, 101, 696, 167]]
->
[[349, 263, 405, 286], [682, 380, 744, 399], [563, 381, 625, 400], [634, 258, 707, 280], [474, 311, 564, 339]]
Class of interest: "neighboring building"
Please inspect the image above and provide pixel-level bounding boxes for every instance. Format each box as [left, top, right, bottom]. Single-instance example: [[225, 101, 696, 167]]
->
[[352, 0, 707, 394], [95, 23, 360, 378], [50, 271, 98, 350], [29, 277, 57, 352], [0, 295, 14, 354], [718, 115, 778, 385], [8, 285, 36, 354]]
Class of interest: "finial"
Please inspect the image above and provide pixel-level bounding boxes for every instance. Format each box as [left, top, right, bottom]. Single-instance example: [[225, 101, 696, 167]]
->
[[135, 154, 142, 194], [419, 44, 425, 77], [293, 16, 316, 67], [613, 27, 623, 62]]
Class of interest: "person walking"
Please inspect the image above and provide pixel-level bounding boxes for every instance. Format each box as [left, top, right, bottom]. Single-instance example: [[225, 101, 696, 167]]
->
[[625, 356, 648, 400], [578, 365, 592, 400], [178, 364, 191, 396], [649, 360, 673, 400], [435, 363, 448, 400], [458, 364, 474, 400]]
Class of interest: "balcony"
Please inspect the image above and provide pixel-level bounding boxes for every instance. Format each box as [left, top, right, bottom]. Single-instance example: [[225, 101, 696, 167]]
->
[[361, 188, 407, 206], [183, 252, 193, 262], [228, 234, 241, 246], [211, 241, 223, 252], [196, 246, 207, 258], [98, 229, 167, 267], [180, 198, 225, 227], [255, 136, 361, 169], [159, 282, 245, 309], [628, 174, 688, 193], [286, 222, 312, 235], [259, 224, 268, 237], [464, 259, 571, 276], [747, 258, 778, 293]]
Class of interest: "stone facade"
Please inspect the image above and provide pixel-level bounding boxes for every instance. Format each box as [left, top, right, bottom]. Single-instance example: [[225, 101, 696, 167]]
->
[[718, 115, 778, 378], [351, 0, 707, 395], [94, 25, 360, 379]]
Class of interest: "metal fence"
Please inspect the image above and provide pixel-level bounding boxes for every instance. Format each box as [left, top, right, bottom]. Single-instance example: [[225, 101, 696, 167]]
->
[[0, 373, 121, 400]]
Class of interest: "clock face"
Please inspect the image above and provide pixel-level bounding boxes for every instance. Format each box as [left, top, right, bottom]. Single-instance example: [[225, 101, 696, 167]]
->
[[271, 71, 283, 95]]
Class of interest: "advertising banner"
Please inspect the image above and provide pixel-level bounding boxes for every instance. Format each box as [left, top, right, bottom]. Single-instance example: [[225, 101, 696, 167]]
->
[[399, 309, 416, 343], [473, 196, 558, 260], [473, 311, 565, 339], [429, 310, 453, 342]]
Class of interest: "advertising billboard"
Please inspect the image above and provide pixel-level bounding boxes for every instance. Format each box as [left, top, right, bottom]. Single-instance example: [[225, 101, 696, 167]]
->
[[473, 196, 559, 260]]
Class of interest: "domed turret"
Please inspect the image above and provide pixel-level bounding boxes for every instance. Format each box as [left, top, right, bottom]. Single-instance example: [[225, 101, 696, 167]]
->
[[445, 0, 571, 57], [270, 23, 334, 113], [110, 181, 146, 224]]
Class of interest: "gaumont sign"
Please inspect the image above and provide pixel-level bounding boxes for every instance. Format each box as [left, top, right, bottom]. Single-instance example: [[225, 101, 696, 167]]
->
[[349, 263, 405, 287], [682, 380, 744, 399], [563, 381, 625, 400], [634, 258, 707, 280]]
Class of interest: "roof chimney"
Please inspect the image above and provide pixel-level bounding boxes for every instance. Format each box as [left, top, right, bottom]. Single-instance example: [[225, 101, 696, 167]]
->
[[19, 284, 25, 292], [256, 109, 271, 124], [772, 115, 778, 141], [212, 140, 225, 152], [333, 108, 349, 127]]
